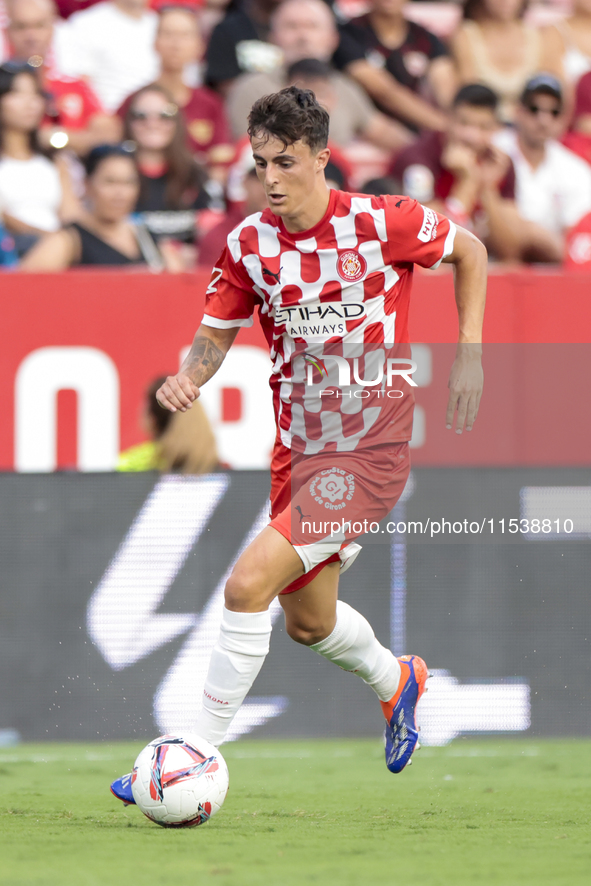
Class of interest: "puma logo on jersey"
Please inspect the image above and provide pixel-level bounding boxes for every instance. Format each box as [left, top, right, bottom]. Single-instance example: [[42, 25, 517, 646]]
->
[[262, 266, 282, 284], [395, 198, 409, 208]]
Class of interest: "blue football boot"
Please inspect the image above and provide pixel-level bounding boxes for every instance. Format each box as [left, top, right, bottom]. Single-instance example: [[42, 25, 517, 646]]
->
[[110, 772, 136, 806], [381, 655, 429, 774]]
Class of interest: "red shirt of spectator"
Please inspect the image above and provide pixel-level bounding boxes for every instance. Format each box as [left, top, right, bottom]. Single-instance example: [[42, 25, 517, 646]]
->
[[45, 73, 104, 129], [391, 130, 515, 204], [562, 71, 591, 167]]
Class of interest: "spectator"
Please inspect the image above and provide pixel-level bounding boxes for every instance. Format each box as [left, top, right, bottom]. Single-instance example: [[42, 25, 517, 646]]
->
[[556, 0, 591, 84], [117, 375, 220, 474], [0, 60, 80, 252], [20, 144, 181, 269], [118, 6, 232, 174], [198, 164, 267, 268], [226, 0, 411, 153], [451, 0, 563, 124], [563, 68, 591, 164], [6, 0, 120, 154], [124, 84, 215, 249], [392, 83, 558, 262], [205, 0, 283, 96], [573, 69, 591, 136], [60, 0, 159, 111], [494, 74, 591, 261], [338, 0, 457, 125], [3, 0, 74, 71]]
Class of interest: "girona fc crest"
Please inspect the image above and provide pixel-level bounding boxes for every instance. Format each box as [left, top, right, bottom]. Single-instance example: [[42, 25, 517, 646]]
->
[[309, 469, 356, 509], [337, 250, 367, 282]]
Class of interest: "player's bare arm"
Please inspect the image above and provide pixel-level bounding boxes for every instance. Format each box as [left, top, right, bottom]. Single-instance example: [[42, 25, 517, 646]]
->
[[442, 225, 487, 434], [156, 323, 238, 413]]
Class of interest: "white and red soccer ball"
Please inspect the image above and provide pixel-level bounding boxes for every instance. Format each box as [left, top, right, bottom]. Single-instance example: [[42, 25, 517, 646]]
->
[[131, 734, 229, 827]]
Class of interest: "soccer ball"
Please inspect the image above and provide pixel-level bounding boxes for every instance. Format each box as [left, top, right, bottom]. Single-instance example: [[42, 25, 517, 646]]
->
[[131, 733, 229, 828]]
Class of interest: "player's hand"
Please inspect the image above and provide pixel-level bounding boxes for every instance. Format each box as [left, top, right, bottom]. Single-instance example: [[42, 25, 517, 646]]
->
[[156, 373, 200, 413], [446, 345, 483, 434]]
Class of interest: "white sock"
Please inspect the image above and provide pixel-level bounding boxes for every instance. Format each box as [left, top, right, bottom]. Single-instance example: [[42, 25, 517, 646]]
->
[[310, 601, 400, 702], [195, 607, 272, 746]]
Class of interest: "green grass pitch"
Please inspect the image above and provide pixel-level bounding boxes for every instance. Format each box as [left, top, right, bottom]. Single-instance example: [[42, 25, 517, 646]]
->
[[0, 738, 589, 886]]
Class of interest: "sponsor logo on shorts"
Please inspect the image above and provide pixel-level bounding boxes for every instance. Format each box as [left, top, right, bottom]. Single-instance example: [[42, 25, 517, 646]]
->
[[337, 250, 367, 282], [309, 469, 356, 510], [418, 205, 438, 243]]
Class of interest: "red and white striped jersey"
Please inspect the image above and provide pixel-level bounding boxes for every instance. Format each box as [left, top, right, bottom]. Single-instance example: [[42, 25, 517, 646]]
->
[[203, 189, 455, 453]]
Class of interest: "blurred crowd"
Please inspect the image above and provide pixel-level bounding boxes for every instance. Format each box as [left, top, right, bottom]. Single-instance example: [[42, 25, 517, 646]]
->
[[1, 0, 591, 270]]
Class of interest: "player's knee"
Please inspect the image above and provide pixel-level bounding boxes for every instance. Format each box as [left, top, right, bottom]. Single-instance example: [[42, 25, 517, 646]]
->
[[224, 567, 264, 611], [285, 618, 330, 647]]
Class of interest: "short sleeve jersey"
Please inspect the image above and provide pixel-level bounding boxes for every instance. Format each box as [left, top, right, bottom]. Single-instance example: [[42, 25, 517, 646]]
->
[[203, 190, 455, 453]]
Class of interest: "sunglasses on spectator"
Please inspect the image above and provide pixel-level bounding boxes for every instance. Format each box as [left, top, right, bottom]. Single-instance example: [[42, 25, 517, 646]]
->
[[525, 103, 561, 117], [130, 107, 178, 122]]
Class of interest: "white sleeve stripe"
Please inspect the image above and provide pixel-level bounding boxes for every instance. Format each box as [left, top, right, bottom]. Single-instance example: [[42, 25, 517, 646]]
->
[[429, 220, 457, 270], [202, 313, 254, 329]]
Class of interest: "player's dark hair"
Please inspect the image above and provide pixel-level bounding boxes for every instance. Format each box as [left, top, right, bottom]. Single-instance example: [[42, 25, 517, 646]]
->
[[247, 86, 329, 153], [452, 83, 499, 112], [84, 144, 136, 177], [287, 58, 333, 84], [0, 61, 45, 155]]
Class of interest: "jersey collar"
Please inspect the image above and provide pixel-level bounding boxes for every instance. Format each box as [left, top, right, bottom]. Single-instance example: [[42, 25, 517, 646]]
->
[[277, 187, 337, 241]]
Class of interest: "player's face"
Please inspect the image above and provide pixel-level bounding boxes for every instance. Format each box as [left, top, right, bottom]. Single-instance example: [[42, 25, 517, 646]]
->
[[251, 134, 328, 220]]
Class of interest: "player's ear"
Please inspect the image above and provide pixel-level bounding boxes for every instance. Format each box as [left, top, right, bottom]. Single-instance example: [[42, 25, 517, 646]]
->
[[315, 147, 331, 172]]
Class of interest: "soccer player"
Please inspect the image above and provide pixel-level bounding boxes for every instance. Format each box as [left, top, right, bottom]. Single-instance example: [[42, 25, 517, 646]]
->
[[111, 86, 486, 805]]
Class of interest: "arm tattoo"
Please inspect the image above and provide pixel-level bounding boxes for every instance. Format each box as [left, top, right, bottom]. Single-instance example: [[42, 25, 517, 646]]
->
[[183, 336, 225, 387]]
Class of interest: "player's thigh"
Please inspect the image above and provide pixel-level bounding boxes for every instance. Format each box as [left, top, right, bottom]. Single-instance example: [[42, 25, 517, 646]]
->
[[225, 525, 305, 612], [279, 561, 340, 645]]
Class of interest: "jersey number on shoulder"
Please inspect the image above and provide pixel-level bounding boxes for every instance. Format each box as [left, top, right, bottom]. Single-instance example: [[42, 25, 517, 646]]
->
[[206, 266, 223, 295]]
